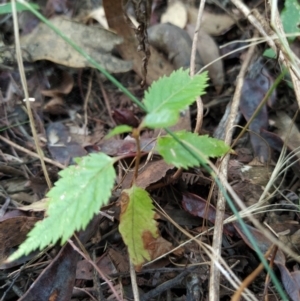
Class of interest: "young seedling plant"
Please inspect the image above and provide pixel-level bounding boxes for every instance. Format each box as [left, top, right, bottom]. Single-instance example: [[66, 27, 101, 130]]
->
[[9, 68, 230, 270]]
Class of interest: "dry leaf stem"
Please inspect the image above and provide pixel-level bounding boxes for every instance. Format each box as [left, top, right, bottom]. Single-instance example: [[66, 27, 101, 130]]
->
[[11, 0, 52, 188], [209, 32, 258, 301], [0, 135, 65, 169], [68, 239, 122, 301], [191, 0, 206, 134]]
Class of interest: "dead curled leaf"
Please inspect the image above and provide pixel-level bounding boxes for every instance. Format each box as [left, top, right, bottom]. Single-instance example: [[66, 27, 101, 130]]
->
[[19, 16, 132, 73], [142, 231, 173, 262], [122, 160, 174, 189], [186, 24, 224, 93], [187, 8, 240, 36], [41, 70, 74, 97], [148, 23, 203, 70]]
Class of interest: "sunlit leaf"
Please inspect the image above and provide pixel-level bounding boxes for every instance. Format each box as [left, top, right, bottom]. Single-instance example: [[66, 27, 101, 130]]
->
[[10, 153, 116, 261], [142, 69, 208, 128]]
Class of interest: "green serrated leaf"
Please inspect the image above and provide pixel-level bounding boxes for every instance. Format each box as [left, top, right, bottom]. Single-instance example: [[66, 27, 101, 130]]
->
[[105, 125, 133, 138], [9, 153, 116, 261], [142, 69, 208, 128], [156, 131, 230, 168], [0, 3, 39, 14], [281, 0, 300, 41], [119, 185, 158, 270]]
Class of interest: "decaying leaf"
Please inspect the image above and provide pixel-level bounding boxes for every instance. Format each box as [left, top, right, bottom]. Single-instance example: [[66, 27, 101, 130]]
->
[[76, 248, 127, 280], [119, 185, 171, 271], [277, 263, 300, 301], [234, 223, 286, 265], [122, 160, 174, 189], [46, 122, 87, 164], [182, 192, 235, 235], [0, 214, 40, 263], [240, 61, 276, 163], [41, 70, 74, 97], [19, 16, 132, 72]]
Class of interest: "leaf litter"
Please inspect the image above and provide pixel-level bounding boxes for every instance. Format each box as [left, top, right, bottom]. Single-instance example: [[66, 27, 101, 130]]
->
[[0, 0, 300, 300]]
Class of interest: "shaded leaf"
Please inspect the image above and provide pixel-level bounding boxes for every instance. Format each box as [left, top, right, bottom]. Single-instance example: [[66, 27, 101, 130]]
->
[[240, 61, 276, 162], [119, 185, 158, 271], [112, 108, 139, 127], [10, 153, 116, 261], [106, 125, 133, 139], [233, 223, 286, 265], [142, 69, 208, 128], [182, 192, 235, 235], [156, 131, 230, 168], [276, 263, 300, 301]]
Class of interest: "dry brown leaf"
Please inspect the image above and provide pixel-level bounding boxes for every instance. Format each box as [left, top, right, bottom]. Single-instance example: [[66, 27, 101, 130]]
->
[[43, 96, 67, 115], [122, 160, 174, 189], [20, 16, 132, 73], [142, 231, 173, 261], [148, 23, 203, 70], [186, 24, 224, 93], [187, 8, 239, 36], [0, 216, 40, 262], [76, 250, 121, 280], [108, 248, 129, 273], [41, 71, 74, 97], [161, 1, 187, 28]]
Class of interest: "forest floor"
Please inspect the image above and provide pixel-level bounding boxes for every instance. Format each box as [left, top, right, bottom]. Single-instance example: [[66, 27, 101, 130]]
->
[[0, 0, 300, 300]]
